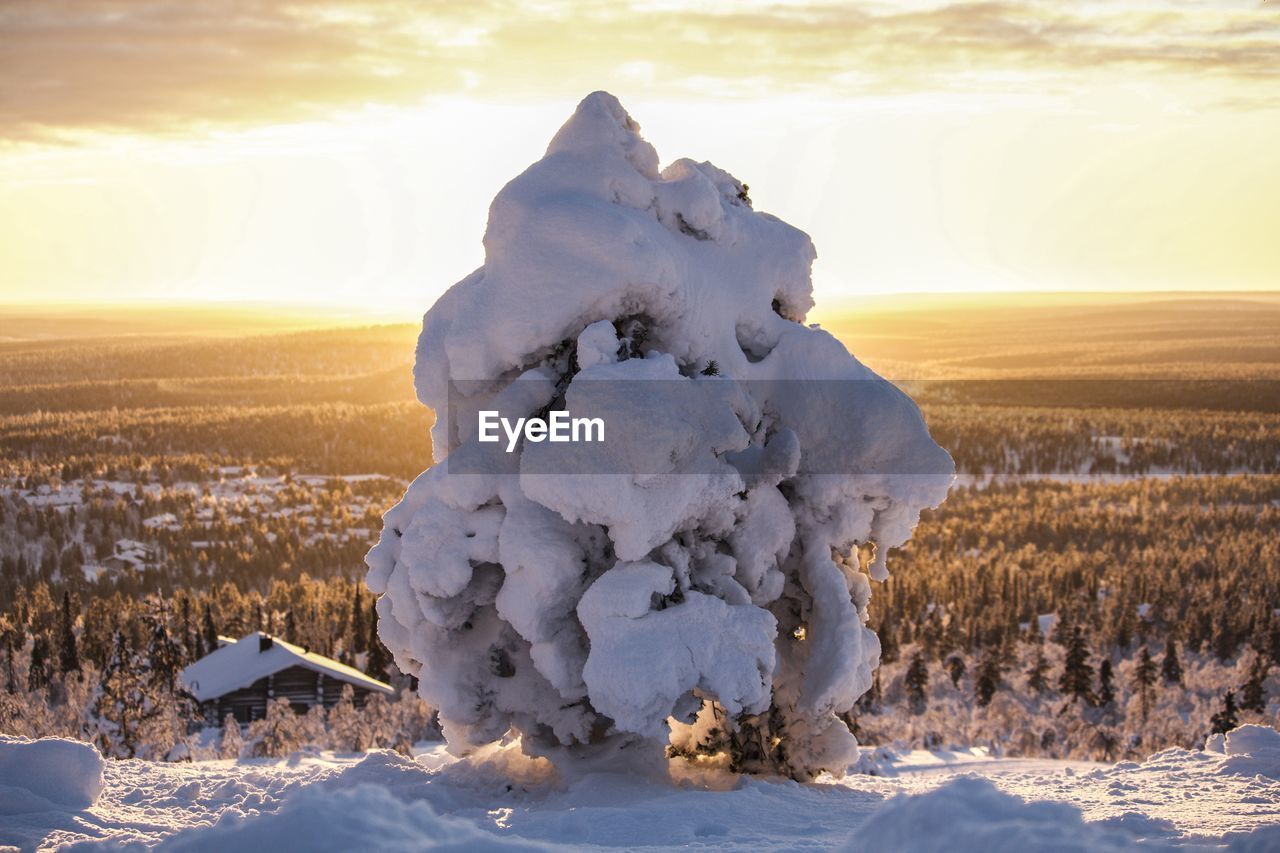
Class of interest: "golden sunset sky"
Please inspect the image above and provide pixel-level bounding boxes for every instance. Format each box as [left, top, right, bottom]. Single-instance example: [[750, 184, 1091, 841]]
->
[[2, 0, 1277, 312]]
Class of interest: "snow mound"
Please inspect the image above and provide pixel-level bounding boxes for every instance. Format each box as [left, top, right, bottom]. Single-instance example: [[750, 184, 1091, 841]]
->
[[0, 735, 104, 814], [842, 776, 1172, 853], [368, 90, 952, 778], [1204, 724, 1280, 778], [154, 783, 548, 852]]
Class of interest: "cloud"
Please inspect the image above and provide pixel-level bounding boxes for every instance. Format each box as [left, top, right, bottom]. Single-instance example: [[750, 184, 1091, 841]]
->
[[2, 0, 1278, 142]]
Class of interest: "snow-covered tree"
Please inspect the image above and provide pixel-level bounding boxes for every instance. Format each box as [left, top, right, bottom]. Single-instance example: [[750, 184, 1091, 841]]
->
[[300, 704, 328, 749], [363, 692, 394, 749], [328, 684, 371, 752], [218, 713, 244, 760], [248, 698, 304, 758], [365, 92, 952, 779], [1026, 645, 1050, 696]]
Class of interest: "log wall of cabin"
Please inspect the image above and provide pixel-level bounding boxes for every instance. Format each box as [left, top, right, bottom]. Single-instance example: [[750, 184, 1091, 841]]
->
[[204, 665, 376, 725]]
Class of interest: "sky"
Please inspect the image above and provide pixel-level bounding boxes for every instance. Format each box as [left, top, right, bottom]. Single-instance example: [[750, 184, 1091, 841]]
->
[[1, 0, 1278, 313]]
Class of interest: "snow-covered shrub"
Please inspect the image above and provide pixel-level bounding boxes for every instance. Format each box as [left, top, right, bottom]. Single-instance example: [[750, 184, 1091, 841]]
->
[[218, 714, 243, 760], [366, 92, 952, 779], [248, 698, 304, 758]]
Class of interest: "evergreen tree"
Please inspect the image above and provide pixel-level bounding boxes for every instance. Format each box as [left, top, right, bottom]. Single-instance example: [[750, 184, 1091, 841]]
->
[[1212, 618, 1238, 662], [28, 635, 50, 692], [365, 604, 391, 679], [95, 630, 159, 758], [180, 597, 195, 665], [351, 586, 367, 655], [1210, 690, 1239, 735], [944, 655, 966, 688], [3, 633, 15, 694], [146, 606, 183, 691], [1240, 656, 1269, 714], [878, 614, 899, 664], [202, 605, 219, 650], [1058, 626, 1095, 706], [218, 713, 243, 760], [1133, 645, 1157, 723], [974, 650, 1002, 707], [1026, 614, 1044, 645], [1097, 658, 1115, 707], [1161, 638, 1183, 685], [57, 591, 80, 675], [1026, 646, 1050, 695], [904, 653, 929, 715]]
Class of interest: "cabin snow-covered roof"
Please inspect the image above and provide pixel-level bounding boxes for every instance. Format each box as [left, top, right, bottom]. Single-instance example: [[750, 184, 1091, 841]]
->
[[180, 631, 392, 702]]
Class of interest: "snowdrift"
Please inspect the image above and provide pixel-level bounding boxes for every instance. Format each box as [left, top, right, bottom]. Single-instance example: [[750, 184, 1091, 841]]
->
[[0, 735, 103, 814], [844, 776, 1167, 853], [366, 91, 953, 777], [5, 729, 1280, 850]]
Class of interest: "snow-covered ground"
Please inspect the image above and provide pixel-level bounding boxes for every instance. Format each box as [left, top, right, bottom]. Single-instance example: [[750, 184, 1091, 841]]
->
[[3, 727, 1278, 851]]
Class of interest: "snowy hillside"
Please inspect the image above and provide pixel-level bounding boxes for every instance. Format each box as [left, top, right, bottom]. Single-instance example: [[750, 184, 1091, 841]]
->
[[3, 727, 1279, 850]]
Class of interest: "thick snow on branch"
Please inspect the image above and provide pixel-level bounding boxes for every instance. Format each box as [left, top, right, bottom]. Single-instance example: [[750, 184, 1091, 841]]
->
[[367, 91, 953, 778]]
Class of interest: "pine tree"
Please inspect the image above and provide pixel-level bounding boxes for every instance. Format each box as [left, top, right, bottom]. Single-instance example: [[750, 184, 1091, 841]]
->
[[879, 614, 899, 664], [1058, 626, 1094, 706], [1133, 645, 1157, 723], [28, 635, 50, 692], [365, 604, 391, 680], [1210, 690, 1239, 735], [146, 606, 183, 691], [3, 634, 15, 694], [1097, 658, 1115, 707], [95, 630, 160, 758], [1240, 656, 1269, 714], [202, 605, 218, 650], [1026, 646, 1050, 695], [974, 650, 1003, 708], [57, 591, 80, 675], [904, 653, 929, 715], [180, 597, 195, 665], [1161, 638, 1183, 685], [218, 713, 243, 760], [351, 586, 367, 655], [945, 654, 966, 687], [1026, 614, 1044, 645]]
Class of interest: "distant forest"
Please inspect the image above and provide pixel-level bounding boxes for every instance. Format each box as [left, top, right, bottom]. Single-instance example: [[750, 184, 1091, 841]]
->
[[2, 296, 1277, 760]]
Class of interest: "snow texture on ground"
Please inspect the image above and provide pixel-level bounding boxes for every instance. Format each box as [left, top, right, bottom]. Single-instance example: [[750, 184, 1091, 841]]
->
[[1, 729, 1278, 851]]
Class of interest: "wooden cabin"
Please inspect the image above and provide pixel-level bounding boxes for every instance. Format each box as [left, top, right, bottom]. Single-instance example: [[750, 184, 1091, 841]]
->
[[180, 631, 393, 725]]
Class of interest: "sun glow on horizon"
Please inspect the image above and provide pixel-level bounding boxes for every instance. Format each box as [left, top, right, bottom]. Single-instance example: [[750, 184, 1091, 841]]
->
[[2, 1, 1278, 309]]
